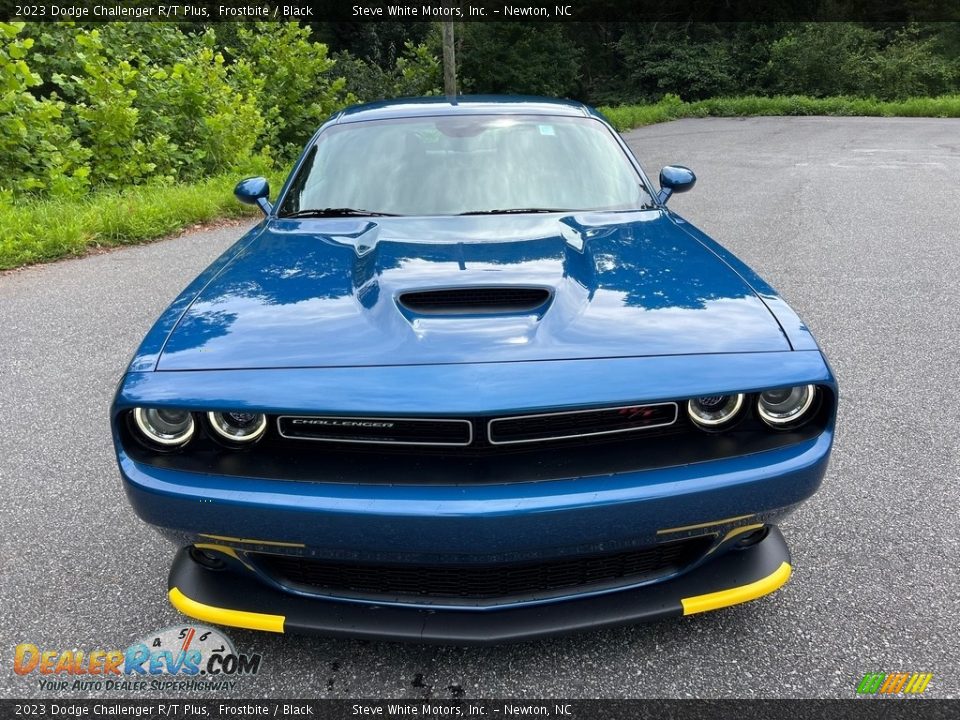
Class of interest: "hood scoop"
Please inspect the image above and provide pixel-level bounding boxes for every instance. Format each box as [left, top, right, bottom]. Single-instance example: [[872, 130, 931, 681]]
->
[[398, 287, 552, 316]]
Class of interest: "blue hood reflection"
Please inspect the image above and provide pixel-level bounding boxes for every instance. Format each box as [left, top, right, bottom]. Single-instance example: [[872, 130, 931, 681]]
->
[[157, 211, 789, 370]]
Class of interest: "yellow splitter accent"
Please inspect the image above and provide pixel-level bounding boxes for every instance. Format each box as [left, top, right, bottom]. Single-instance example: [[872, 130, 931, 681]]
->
[[681, 561, 792, 615], [168, 587, 285, 633], [167, 560, 790, 633]]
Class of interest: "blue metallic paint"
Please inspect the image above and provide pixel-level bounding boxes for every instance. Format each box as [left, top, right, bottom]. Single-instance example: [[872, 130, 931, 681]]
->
[[118, 352, 832, 417], [112, 97, 837, 628], [118, 433, 830, 561], [126, 222, 267, 372], [114, 350, 836, 566], [153, 211, 792, 371], [233, 176, 272, 215], [658, 165, 697, 204], [669, 215, 819, 351]]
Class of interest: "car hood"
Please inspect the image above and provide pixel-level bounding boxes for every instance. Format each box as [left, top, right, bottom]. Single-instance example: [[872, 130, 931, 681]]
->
[[157, 211, 789, 370]]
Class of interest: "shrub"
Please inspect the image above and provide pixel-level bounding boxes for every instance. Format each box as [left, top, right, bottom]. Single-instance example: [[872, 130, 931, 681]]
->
[[392, 42, 442, 97], [617, 25, 738, 102], [763, 24, 880, 98], [0, 22, 90, 201], [866, 26, 959, 99], [165, 42, 264, 175], [331, 42, 442, 106], [459, 23, 581, 98], [70, 29, 154, 185], [229, 22, 349, 159]]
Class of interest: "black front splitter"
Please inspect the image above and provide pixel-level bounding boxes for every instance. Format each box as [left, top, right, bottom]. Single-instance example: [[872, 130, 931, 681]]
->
[[167, 527, 791, 645]]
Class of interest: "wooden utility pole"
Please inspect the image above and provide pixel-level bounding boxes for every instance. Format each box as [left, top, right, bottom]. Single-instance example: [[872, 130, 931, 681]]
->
[[441, 22, 457, 97]]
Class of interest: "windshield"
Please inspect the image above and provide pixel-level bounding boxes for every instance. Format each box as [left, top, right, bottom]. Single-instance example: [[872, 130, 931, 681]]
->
[[279, 115, 652, 217]]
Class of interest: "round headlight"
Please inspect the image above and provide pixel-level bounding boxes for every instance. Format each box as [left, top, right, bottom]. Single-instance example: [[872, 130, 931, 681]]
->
[[133, 407, 195, 448], [687, 394, 744, 428], [207, 411, 267, 445], [757, 385, 817, 427]]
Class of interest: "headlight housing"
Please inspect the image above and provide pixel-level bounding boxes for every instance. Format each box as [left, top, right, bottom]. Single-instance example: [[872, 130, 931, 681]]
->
[[207, 411, 268, 445], [132, 407, 195, 448], [687, 394, 744, 429], [757, 385, 817, 428]]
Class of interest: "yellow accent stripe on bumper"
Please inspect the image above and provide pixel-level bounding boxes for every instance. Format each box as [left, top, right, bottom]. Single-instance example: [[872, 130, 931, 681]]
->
[[198, 534, 305, 548], [681, 561, 792, 615], [657, 514, 756, 535], [168, 587, 285, 633]]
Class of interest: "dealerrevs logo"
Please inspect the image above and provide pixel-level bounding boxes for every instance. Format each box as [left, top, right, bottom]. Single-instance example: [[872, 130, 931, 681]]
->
[[13, 625, 262, 692]]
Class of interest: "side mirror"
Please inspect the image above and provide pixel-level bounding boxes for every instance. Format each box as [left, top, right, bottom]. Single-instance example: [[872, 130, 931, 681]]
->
[[657, 165, 696, 205], [234, 176, 272, 215]]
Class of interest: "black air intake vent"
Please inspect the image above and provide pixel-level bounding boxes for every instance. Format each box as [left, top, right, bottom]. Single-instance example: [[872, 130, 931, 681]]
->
[[256, 535, 712, 603], [398, 287, 551, 315]]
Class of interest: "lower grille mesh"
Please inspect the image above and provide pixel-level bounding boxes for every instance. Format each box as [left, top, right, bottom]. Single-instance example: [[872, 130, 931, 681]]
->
[[256, 536, 712, 601]]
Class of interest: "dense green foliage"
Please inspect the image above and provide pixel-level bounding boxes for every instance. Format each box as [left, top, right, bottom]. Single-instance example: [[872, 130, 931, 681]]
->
[[0, 23, 90, 201], [4, 20, 960, 204], [3, 20, 960, 270], [0, 21, 440, 203], [458, 23, 581, 97], [5, 91, 957, 271], [454, 22, 960, 105]]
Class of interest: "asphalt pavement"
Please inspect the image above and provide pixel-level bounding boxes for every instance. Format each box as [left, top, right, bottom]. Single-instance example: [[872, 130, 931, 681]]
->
[[1, 117, 958, 699]]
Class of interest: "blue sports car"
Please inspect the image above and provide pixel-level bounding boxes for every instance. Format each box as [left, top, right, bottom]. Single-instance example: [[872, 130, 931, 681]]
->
[[112, 97, 837, 643]]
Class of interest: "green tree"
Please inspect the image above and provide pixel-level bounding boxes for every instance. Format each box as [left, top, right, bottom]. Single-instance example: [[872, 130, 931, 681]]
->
[[145, 30, 265, 177], [230, 22, 348, 159], [329, 41, 442, 104], [866, 25, 958, 99], [762, 23, 880, 97], [616, 24, 739, 102], [313, 22, 432, 70], [459, 23, 582, 98]]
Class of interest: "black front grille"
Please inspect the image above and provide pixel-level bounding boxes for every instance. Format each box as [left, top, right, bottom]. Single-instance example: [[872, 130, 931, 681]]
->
[[399, 287, 551, 315], [277, 404, 678, 449], [256, 536, 712, 602], [489, 403, 679, 444], [278, 416, 472, 446]]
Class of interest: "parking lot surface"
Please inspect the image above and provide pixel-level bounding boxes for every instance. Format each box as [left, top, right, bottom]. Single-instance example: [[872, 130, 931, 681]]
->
[[2, 117, 958, 698]]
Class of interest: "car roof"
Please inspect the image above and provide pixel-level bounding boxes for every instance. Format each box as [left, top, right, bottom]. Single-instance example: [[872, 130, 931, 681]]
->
[[333, 95, 596, 124]]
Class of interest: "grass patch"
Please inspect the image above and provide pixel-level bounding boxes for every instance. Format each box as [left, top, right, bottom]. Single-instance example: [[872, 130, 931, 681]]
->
[[598, 94, 960, 131], [0, 173, 282, 271]]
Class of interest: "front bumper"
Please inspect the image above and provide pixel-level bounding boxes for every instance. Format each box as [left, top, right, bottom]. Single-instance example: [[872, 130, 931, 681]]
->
[[169, 526, 792, 644], [119, 430, 830, 558], [115, 353, 835, 640], [115, 352, 835, 557]]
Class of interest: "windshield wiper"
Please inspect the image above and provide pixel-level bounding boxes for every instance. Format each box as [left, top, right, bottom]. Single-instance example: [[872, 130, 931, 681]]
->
[[281, 207, 400, 218], [458, 208, 570, 215]]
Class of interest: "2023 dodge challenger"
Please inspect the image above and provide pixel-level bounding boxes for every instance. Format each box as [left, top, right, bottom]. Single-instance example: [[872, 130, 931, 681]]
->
[[111, 97, 837, 643]]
